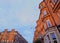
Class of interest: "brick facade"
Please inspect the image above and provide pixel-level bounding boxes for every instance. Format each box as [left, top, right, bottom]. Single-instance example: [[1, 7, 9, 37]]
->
[[0, 29, 28, 43], [33, 0, 60, 43]]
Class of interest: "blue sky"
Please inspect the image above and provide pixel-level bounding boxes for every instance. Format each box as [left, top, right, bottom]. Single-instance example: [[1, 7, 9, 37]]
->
[[0, 0, 42, 43]]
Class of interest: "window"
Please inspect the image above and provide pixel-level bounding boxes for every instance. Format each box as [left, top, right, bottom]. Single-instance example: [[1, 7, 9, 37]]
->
[[50, 1, 54, 8], [7, 40, 8, 43], [57, 25, 60, 33], [41, 5, 44, 9], [47, 35, 50, 40], [52, 0, 58, 4], [44, 10, 47, 15], [4, 40, 7, 43], [46, 20, 51, 27], [50, 33, 57, 43], [44, 23, 47, 30], [51, 33, 56, 39], [38, 32, 41, 38], [47, 35, 51, 43], [12, 40, 14, 43]]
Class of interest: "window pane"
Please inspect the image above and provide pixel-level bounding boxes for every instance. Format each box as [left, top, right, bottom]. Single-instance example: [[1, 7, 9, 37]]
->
[[46, 20, 51, 27], [50, 33, 56, 39], [44, 23, 47, 29], [57, 25, 60, 33], [47, 35, 50, 40], [53, 0, 58, 3], [54, 40, 57, 43], [44, 10, 47, 15]]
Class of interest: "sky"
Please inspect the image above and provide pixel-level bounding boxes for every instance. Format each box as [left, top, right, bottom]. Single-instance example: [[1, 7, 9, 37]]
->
[[0, 0, 42, 43]]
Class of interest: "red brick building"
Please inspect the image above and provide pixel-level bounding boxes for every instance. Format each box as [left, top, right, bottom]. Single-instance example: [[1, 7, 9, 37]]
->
[[34, 0, 60, 43], [0, 29, 28, 43]]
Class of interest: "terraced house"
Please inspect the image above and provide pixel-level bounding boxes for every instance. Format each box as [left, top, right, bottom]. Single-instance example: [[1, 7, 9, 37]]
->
[[0, 29, 28, 43], [33, 0, 60, 43]]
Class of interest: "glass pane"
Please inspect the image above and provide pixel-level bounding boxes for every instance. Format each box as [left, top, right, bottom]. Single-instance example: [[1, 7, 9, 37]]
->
[[57, 25, 60, 33], [47, 35, 50, 40], [46, 20, 51, 27], [53, 0, 58, 3], [50, 33, 56, 39], [54, 40, 57, 43], [44, 10, 47, 15], [44, 23, 47, 29]]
